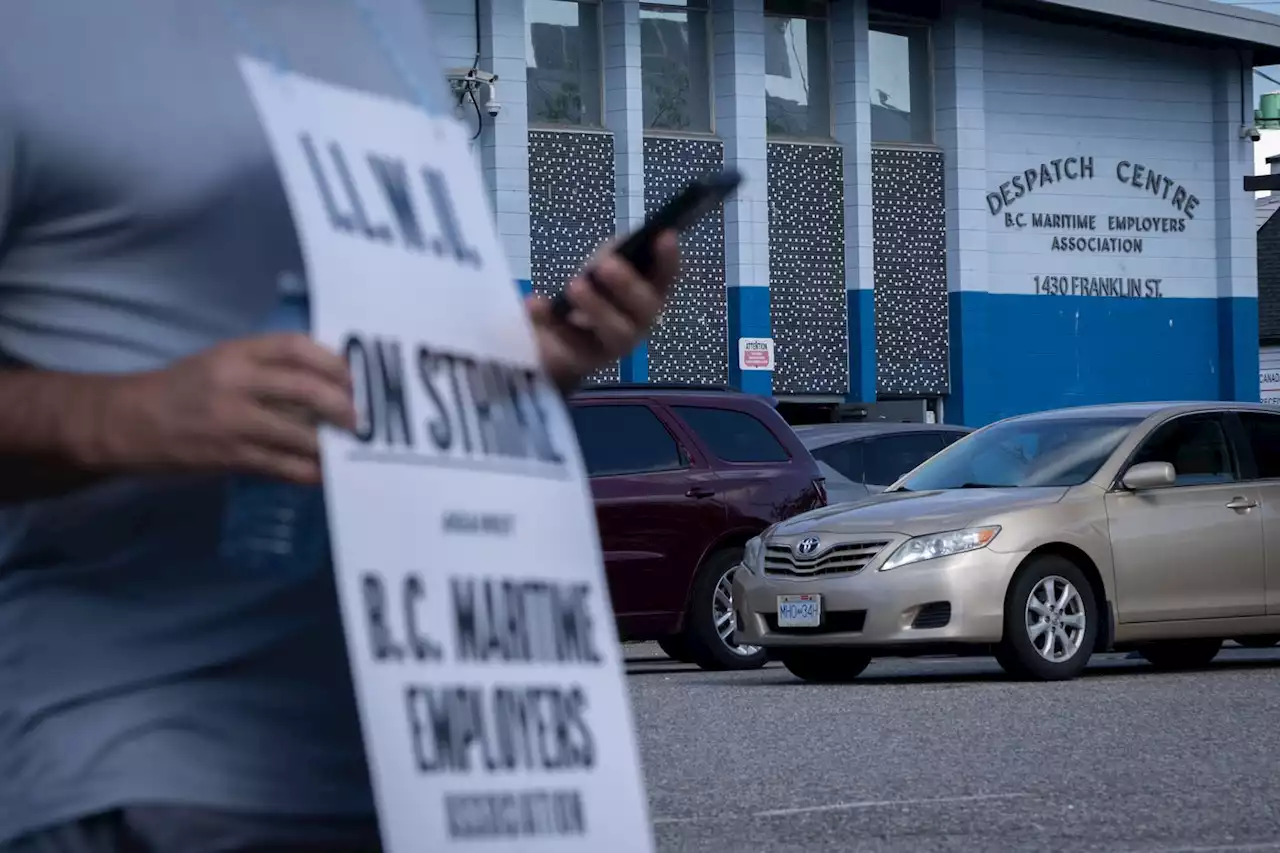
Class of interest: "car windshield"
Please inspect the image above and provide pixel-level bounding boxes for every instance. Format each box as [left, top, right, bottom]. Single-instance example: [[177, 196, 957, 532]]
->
[[895, 416, 1142, 490]]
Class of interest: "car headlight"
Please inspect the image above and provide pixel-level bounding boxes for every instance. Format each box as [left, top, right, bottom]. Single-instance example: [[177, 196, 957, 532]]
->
[[879, 526, 1001, 571], [742, 535, 765, 575]]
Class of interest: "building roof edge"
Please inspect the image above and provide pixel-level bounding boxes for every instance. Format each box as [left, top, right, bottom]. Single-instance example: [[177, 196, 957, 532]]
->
[[1025, 0, 1280, 63]]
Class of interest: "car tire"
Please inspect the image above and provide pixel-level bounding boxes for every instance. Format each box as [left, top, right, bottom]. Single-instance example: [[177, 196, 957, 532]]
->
[[657, 636, 695, 663], [1137, 638, 1223, 670], [1233, 635, 1280, 649], [685, 547, 769, 672], [778, 649, 872, 684], [995, 554, 1098, 682]]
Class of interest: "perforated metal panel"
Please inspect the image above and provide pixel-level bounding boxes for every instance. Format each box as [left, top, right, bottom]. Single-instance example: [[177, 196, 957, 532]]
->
[[643, 135, 728, 385], [871, 147, 949, 396], [767, 142, 849, 396], [529, 129, 620, 383]]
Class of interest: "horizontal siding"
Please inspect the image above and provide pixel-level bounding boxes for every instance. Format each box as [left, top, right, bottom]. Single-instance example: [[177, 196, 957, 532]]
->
[[984, 74, 1214, 105], [984, 114, 1214, 143], [422, 2, 478, 70], [981, 9, 1218, 301], [981, 93, 1215, 123], [985, 136, 1216, 166], [980, 23, 1217, 78], [982, 52, 1214, 87]]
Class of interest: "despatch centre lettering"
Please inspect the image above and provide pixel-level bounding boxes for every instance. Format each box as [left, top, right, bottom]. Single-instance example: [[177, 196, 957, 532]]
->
[[986, 156, 1199, 220], [984, 155, 1202, 298], [986, 156, 1095, 214]]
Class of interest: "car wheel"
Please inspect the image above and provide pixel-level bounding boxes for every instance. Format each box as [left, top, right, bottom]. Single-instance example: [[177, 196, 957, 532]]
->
[[657, 636, 695, 663], [778, 649, 872, 684], [685, 548, 769, 672], [995, 555, 1097, 682], [1137, 638, 1223, 670], [1233, 635, 1280, 649]]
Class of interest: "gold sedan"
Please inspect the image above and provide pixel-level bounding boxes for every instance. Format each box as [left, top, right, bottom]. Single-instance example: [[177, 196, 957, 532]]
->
[[733, 402, 1280, 682]]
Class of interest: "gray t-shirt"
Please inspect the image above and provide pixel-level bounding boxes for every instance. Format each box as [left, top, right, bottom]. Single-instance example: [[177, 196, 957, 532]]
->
[[0, 0, 450, 843]]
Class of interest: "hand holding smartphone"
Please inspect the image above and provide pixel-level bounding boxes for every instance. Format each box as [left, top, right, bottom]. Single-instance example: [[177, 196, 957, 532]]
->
[[549, 169, 743, 322]]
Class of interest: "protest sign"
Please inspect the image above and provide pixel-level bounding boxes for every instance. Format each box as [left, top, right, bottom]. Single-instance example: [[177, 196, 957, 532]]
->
[[239, 58, 654, 852]]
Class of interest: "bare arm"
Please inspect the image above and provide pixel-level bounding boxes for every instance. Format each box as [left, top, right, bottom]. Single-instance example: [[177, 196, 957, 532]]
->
[[0, 368, 124, 503], [0, 335, 358, 506]]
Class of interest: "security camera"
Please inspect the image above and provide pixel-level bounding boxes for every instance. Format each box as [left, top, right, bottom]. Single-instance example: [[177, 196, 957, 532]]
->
[[1241, 124, 1263, 142], [446, 67, 499, 109]]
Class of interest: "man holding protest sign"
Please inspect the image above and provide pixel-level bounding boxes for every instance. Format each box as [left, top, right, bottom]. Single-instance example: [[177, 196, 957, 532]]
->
[[0, 2, 677, 852]]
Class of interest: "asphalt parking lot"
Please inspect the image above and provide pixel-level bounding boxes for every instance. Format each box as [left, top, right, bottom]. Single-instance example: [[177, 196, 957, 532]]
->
[[626, 643, 1280, 853]]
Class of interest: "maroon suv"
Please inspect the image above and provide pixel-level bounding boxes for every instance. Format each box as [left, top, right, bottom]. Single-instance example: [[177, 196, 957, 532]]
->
[[568, 384, 827, 670]]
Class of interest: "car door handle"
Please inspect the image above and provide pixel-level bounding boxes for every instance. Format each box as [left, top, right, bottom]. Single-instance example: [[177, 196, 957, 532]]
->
[[1226, 497, 1258, 511], [686, 487, 716, 499]]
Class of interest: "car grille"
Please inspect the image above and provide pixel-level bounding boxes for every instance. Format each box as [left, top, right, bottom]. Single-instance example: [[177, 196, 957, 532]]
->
[[764, 540, 891, 578]]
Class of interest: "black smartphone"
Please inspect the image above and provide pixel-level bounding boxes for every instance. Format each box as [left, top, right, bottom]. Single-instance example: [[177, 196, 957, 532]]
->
[[549, 168, 743, 321]]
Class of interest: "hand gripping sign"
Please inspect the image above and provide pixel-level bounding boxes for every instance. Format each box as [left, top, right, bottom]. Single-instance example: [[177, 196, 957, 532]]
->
[[238, 59, 654, 853]]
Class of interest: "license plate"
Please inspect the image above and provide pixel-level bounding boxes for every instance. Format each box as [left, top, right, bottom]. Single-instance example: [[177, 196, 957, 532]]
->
[[777, 594, 822, 628]]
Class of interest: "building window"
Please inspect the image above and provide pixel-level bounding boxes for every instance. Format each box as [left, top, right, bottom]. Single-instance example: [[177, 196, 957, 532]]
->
[[869, 21, 933, 144], [640, 0, 712, 133], [526, 0, 603, 126], [764, 0, 831, 139]]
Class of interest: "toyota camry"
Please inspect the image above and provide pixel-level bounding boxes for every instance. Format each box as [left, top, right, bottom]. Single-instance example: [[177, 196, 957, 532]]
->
[[732, 402, 1280, 682]]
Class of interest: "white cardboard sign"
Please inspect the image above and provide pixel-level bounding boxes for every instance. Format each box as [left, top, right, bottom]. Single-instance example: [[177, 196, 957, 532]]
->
[[238, 59, 653, 853], [738, 337, 775, 371]]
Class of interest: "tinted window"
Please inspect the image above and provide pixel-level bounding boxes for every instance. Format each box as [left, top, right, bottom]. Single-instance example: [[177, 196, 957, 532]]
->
[[571, 404, 684, 476], [764, 4, 831, 138], [525, 0, 603, 126], [869, 23, 933, 144], [1132, 415, 1236, 485], [1240, 412, 1280, 479], [900, 417, 1141, 490], [641, 0, 712, 132], [673, 406, 790, 463], [811, 440, 865, 483], [939, 432, 966, 447], [865, 434, 945, 485]]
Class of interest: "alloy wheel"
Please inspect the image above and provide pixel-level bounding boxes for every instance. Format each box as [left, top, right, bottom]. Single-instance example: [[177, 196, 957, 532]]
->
[[713, 566, 760, 657], [1024, 575, 1086, 663]]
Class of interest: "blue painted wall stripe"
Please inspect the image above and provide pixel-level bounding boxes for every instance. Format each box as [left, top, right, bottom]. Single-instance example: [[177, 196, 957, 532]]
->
[[1219, 297, 1260, 403], [727, 286, 771, 395], [846, 289, 875, 402], [948, 292, 1257, 427], [621, 341, 649, 383]]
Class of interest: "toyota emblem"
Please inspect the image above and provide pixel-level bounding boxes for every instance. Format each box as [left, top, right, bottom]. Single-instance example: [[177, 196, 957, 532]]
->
[[796, 536, 821, 556]]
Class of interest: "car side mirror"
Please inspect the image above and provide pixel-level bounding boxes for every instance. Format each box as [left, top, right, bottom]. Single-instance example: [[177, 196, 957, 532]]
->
[[1121, 461, 1176, 491]]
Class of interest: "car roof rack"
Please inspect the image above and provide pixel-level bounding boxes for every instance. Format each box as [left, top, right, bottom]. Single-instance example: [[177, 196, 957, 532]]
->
[[577, 382, 736, 393]]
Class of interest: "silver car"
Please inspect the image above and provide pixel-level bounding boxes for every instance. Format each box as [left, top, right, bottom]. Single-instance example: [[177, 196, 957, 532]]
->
[[796, 422, 970, 504], [734, 402, 1280, 683]]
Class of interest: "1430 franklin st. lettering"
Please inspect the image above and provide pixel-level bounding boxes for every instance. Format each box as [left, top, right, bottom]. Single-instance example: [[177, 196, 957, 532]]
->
[[1034, 276, 1163, 298]]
